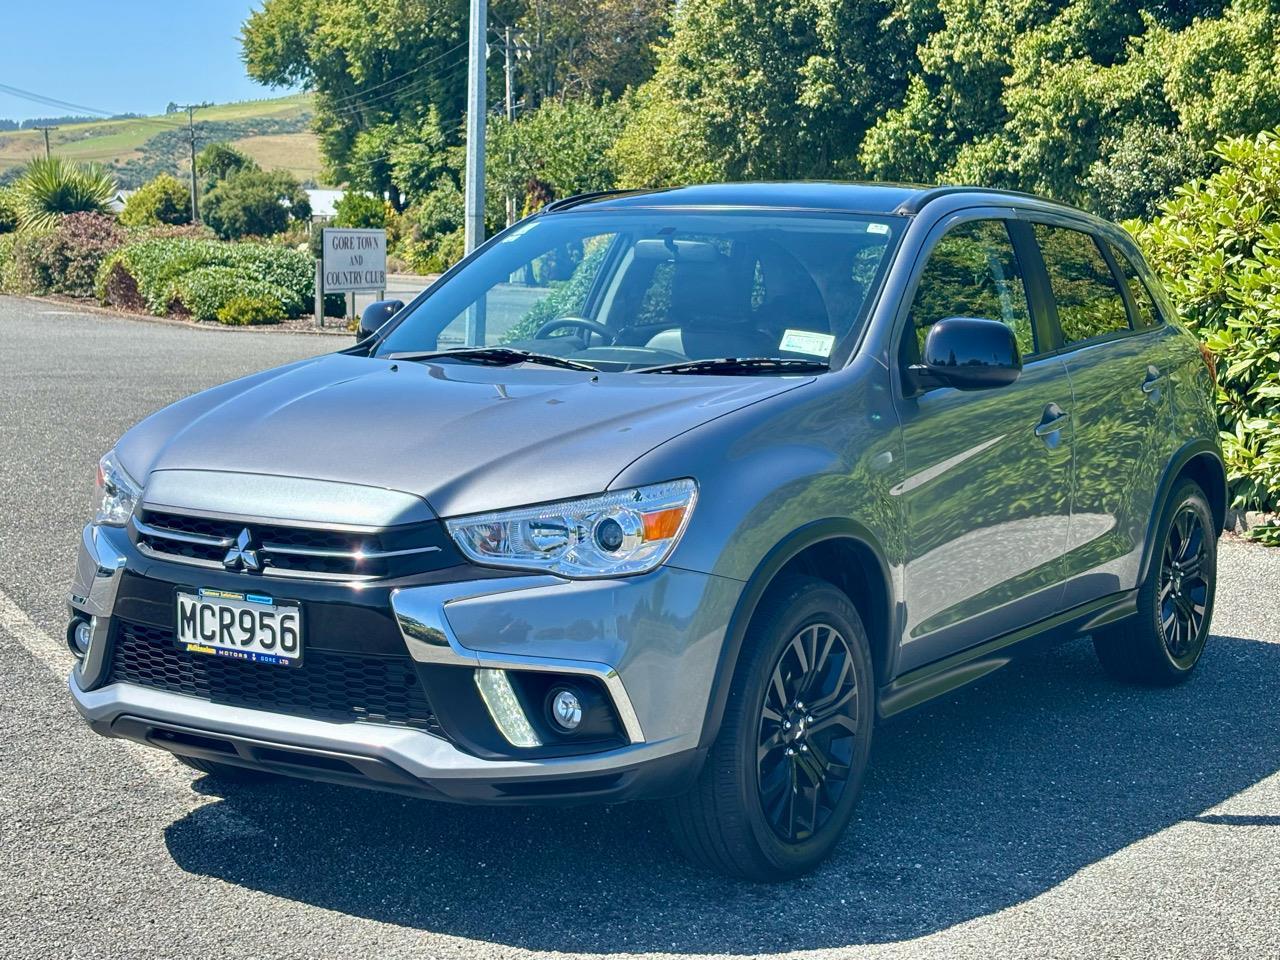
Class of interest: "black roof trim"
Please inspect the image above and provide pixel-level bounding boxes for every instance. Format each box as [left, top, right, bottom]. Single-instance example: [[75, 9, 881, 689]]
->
[[894, 185, 1080, 216], [541, 189, 652, 213]]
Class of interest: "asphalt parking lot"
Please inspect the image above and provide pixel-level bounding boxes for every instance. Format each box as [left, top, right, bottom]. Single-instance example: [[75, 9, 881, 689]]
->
[[1, 295, 1278, 960]]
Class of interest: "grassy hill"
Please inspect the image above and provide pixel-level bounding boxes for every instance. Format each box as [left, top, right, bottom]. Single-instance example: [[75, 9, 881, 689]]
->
[[0, 93, 324, 188]]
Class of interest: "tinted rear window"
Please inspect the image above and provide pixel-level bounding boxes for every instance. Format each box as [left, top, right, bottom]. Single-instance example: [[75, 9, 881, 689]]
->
[[1106, 241, 1163, 329], [1033, 223, 1131, 346]]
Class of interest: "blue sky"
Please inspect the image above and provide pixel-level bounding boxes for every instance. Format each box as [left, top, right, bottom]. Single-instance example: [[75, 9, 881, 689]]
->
[[1, 1, 293, 122]]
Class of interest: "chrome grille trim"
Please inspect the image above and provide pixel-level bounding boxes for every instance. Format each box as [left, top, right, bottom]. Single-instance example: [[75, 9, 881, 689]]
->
[[133, 518, 234, 548], [259, 542, 442, 560]]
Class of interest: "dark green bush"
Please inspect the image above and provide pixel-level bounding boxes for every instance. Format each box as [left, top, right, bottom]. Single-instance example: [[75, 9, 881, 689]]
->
[[0, 228, 51, 294], [97, 237, 314, 317], [1128, 128, 1280, 534], [333, 191, 387, 228], [400, 176, 464, 274], [216, 294, 287, 326], [165, 266, 291, 322], [0, 187, 19, 234], [121, 174, 192, 227], [202, 168, 311, 240], [195, 142, 258, 189]]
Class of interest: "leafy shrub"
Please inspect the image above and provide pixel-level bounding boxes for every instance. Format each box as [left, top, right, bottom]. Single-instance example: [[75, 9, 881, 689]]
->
[[164, 266, 290, 321], [25, 212, 126, 297], [202, 168, 311, 240], [96, 236, 315, 317], [333, 191, 387, 228], [1128, 128, 1280, 521], [0, 233, 18, 290], [400, 176, 465, 273], [121, 174, 192, 227], [0, 228, 51, 294], [217, 294, 286, 326], [13, 157, 116, 230], [0, 187, 19, 234], [195, 142, 258, 189]]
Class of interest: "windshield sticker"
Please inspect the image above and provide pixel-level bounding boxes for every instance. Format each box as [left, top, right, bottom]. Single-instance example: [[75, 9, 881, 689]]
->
[[866, 222, 890, 235], [780, 329, 835, 357]]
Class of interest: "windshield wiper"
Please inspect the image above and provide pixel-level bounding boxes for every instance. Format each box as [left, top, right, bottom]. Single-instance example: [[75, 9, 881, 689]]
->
[[634, 357, 830, 376], [387, 347, 597, 372]]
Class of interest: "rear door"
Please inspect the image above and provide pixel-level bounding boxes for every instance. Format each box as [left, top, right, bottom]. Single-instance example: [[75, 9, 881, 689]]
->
[[892, 214, 1074, 673], [1027, 219, 1170, 605]]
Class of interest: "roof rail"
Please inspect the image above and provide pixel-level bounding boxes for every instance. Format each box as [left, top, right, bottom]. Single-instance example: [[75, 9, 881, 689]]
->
[[541, 189, 647, 213], [893, 185, 1075, 215]]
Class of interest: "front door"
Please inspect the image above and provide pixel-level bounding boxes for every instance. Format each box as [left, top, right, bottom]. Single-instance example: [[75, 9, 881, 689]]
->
[[892, 217, 1074, 673]]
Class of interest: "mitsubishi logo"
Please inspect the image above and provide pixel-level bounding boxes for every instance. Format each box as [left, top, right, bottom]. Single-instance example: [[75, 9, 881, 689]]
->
[[223, 528, 261, 572]]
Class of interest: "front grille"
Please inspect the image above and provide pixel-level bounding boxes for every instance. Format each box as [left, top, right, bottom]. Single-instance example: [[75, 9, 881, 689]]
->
[[107, 619, 442, 735], [132, 509, 457, 582]]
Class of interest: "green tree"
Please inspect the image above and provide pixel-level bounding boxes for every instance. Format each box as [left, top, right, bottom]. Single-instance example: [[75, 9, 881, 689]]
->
[[195, 142, 259, 188], [121, 173, 193, 227], [614, 0, 919, 186], [201, 168, 311, 239], [333, 190, 387, 228]]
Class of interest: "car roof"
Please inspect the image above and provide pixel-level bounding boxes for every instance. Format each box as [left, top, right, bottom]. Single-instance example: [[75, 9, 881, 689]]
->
[[543, 182, 1096, 220]]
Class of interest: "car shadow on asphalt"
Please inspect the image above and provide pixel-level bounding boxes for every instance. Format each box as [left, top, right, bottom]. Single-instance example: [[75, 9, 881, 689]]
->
[[163, 635, 1280, 953]]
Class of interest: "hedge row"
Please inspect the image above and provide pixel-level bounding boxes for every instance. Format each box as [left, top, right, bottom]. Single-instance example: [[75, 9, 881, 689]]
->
[[96, 237, 314, 322]]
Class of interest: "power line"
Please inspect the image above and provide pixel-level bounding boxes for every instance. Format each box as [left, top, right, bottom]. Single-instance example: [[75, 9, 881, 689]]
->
[[323, 40, 469, 107], [322, 54, 472, 118], [0, 81, 115, 117]]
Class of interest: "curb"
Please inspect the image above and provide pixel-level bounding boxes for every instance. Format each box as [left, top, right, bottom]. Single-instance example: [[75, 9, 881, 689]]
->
[[19, 294, 355, 337]]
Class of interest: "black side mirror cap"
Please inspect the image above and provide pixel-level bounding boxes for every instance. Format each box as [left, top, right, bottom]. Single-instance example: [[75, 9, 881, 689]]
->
[[911, 315, 1023, 392], [357, 300, 404, 342]]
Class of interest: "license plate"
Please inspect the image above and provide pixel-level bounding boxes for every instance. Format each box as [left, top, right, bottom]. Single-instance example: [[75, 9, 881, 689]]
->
[[176, 589, 302, 666]]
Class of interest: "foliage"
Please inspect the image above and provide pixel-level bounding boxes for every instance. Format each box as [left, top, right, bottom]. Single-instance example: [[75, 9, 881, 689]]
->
[[0, 187, 19, 234], [500, 242, 611, 343], [0, 230, 46, 294], [164, 265, 291, 322], [1084, 124, 1212, 222], [1128, 129, 1280, 513], [399, 176, 465, 273], [333, 190, 387, 228], [196, 142, 259, 188], [121, 174, 192, 227], [26, 213, 126, 297], [12, 157, 116, 230], [97, 236, 314, 317], [201, 168, 311, 239], [217, 294, 288, 326]]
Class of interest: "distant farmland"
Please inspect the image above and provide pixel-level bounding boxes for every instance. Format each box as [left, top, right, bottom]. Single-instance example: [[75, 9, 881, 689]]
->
[[0, 94, 324, 187]]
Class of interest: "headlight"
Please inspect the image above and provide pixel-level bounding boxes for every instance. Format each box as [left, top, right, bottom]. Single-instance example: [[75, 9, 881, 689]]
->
[[94, 450, 141, 526], [446, 479, 697, 578]]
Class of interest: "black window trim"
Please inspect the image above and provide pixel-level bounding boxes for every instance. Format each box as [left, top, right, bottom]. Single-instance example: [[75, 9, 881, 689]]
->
[[1102, 236, 1167, 331], [1017, 212, 1164, 358], [888, 209, 1055, 400]]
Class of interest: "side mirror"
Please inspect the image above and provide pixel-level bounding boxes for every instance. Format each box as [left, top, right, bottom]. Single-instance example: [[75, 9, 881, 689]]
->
[[357, 299, 404, 342], [909, 316, 1022, 392]]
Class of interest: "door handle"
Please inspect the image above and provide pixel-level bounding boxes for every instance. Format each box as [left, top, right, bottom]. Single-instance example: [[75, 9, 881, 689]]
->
[[1141, 365, 1163, 394], [1034, 403, 1069, 437]]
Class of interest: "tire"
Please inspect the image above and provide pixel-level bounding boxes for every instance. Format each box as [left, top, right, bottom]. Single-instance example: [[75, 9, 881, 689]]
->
[[1092, 479, 1217, 685], [664, 575, 875, 881], [176, 755, 277, 783]]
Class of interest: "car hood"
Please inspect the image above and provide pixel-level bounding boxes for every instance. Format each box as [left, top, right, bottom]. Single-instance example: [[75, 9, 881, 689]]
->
[[117, 352, 812, 518]]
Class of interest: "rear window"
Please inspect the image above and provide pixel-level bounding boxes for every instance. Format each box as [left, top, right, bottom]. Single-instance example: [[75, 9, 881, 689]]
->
[[1106, 241, 1163, 329], [1033, 223, 1131, 346]]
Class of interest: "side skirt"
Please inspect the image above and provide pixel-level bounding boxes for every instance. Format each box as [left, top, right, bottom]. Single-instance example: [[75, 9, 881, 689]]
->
[[877, 589, 1138, 719]]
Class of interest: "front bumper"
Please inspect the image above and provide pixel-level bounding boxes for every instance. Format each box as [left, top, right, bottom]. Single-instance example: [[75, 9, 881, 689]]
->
[[67, 523, 738, 803]]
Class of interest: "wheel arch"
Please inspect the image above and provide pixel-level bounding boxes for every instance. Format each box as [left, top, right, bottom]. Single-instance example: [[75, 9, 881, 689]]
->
[[696, 519, 896, 750], [1138, 439, 1227, 585]]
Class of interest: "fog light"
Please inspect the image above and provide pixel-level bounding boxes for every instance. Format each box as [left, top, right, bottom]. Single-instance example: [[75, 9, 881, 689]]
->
[[69, 617, 95, 658], [550, 688, 583, 731]]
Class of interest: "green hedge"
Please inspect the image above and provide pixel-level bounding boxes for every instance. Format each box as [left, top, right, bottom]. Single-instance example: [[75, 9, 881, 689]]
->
[[96, 237, 314, 318], [1129, 128, 1280, 540], [217, 294, 287, 326], [164, 266, 293, 322]]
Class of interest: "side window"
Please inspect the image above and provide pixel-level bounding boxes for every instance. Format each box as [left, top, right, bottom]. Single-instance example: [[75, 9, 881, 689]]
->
[[905, 219, 1035, 363], [1033, 224, 1132, 345], [1106, 241, 1163, 328]]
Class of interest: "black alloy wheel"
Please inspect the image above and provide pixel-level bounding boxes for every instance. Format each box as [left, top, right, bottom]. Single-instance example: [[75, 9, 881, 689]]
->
[[756, 622, 860, 843]]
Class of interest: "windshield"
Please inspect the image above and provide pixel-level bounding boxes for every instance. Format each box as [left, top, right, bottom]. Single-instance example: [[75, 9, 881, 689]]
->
[[374, 209, 903, 373]]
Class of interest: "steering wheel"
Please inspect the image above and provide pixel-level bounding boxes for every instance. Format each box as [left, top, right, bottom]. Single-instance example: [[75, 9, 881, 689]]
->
[[534, 317, 614, 343]]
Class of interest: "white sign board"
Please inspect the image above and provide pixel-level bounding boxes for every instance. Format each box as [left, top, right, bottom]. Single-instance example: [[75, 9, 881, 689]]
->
[[322, 227, 387, 293]]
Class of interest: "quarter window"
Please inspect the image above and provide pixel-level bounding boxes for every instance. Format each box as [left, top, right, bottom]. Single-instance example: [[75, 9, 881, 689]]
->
[[1107, 241, 1163, 328], [1033, 224, 1131, 345], [905, 219, 1035, 363]]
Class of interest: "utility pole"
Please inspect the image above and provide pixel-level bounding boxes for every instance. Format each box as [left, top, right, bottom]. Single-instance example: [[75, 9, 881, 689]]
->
[[175, 104, 200, 224], [33, 125, 57, 159], [504, 25, 516, 227], [463, 0, 488, 344]]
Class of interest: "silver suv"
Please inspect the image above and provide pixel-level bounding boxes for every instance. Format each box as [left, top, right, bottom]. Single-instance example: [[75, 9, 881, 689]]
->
[[68, 183, 1224, 879]]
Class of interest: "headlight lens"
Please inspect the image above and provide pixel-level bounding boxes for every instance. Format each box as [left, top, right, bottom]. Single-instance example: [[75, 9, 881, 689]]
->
[[94, 450, 141, 526], [446, 479, 697, 578]]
